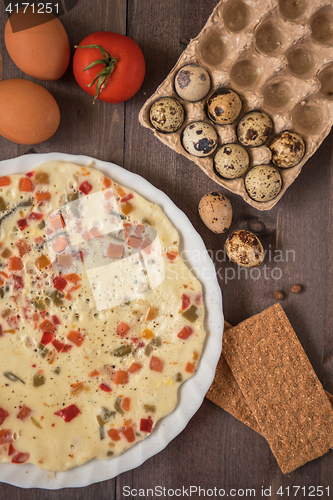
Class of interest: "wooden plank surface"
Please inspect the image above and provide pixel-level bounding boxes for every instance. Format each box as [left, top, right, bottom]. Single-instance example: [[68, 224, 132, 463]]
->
[[0, 0, 333, 498]]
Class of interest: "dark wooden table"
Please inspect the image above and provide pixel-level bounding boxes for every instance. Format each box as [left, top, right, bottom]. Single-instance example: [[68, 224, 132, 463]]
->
[[1, 0, 333, 498]]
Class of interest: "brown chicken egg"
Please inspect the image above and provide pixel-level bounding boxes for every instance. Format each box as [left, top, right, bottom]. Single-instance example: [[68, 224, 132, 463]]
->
[[4, 6, 70, 81], [0, 79, 60, 144], [198, 192, 232, 233]]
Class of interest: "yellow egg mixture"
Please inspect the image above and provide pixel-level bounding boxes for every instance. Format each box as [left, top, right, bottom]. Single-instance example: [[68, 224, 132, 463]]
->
[[0, 161, 206, 471]]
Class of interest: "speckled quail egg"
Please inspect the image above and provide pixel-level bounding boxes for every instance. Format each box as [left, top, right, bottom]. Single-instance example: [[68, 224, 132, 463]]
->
[[225, 230, 264, 267], [214, 143, 249, 179], [174, 64, 211, 102], [269, 130, 305, 169], [245, 164, 282, 202], [206, 88, 242, 125], [182, 121, 218, 157], [237, 111, 273, 147], [198, 192, 232, 233], [149, 97, 185, 133]]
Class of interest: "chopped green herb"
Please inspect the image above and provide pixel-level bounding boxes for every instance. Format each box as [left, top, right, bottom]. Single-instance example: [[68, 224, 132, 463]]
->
[[150, 337, 162, 347], [4, 371, 25, 384], [113, 345, 132, 357], [31, 417, 42, 429], [0, 197, 7, 212], [33, 374, 45, 387], [99, 426, 105, 440], [114, 397, 124, 415], [181, 305, 199, 323], [144, 345, 152, 357], [143, 404, 156, 413]]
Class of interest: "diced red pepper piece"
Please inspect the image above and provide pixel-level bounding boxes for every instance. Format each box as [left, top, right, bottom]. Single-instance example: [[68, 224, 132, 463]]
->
[[35, 191, 51, 204], [19, 177, 34, 192], [52, 339, 72, 353], [0, 176, 10, 187], [140, 416, 153, 433], [8, 256, 23, 271], [49, 213, 65, 231], [120, 193, 133, 203], [149, 356, 163, 372], [17, 218, 28, 231], [128, 235, 142, 249], [113, 370, 129, 385], [121, 397, 131, 412], [41, 331, 54, 345], [128, 362, 142, 374], [17, 405, 32, 421], [116, 321, 130, 338], [54, 404, 80, 422], [8, 443, 16, 456], [0, 429, 13, 444], [177, 326, 193, 340], [67, 330, 85, 346], [121, 202, 134, 216], [166, 250, 178, 261], [26, 171, 34, 178], [0, 407, 9, 425], [28, 212, 44, 221], [12, 452, 30, 464], [108, 428, 121, 441], [106, 243, 124, 259], [181, 294, 191, 310], [103, 176, 112, 188], [39, 319, 55, 332], [122, 426, 135, 443], [16, 240, 31, 257], [13, 275, 24, 290], [185, 362, 195, 374], [62, 273, 81, 284], [79, 181, 92, 195], [99, 383, 112, 392], [53, 276, 67, 292], [51, 315, 61, 325]]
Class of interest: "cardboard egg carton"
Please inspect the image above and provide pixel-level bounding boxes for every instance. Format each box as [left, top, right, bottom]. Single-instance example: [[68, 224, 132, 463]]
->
[[139, 0, 333, 211]]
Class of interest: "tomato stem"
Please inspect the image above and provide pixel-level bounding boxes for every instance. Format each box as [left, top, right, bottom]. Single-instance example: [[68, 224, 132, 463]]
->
[[76, 44, 117, 102]]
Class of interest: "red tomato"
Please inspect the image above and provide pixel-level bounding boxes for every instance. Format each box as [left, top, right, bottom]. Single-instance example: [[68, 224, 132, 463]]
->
[[73, 32, 145, 103]]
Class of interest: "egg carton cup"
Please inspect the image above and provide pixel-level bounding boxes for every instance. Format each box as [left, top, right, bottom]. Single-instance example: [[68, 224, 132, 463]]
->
[[139, 0, 333, 211]]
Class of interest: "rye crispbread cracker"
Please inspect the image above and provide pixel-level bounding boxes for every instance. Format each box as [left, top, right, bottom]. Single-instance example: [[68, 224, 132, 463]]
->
[[206, 323, 260, 434], [206, 329, 333, 439], [220, 303, 333, 474]]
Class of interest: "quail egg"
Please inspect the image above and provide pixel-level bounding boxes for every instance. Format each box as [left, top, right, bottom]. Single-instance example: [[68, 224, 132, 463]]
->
[[198, 192, 232, 234], [269, 130, 305, 169], [150, 97, 185, 133], [174, 64, 211, 102], [206, 88, 242, 125], [182, 121, 218, 157], [237, 110, 273, 147], [245, 164, 282, 202], [225, 230, 264, 267], [214, 143, 249, 179]]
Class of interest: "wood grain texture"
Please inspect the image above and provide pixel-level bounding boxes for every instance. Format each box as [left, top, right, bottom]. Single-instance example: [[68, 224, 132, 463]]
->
[[0, 0, 332, 497]]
